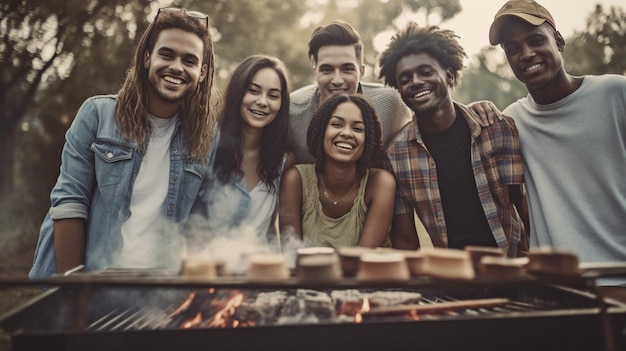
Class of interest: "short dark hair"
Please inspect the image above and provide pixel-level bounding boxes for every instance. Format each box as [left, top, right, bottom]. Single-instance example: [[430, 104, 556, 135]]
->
[[307, 94, 382, 178], [378, 22, 466, 89], [308, 21, 363, 65]]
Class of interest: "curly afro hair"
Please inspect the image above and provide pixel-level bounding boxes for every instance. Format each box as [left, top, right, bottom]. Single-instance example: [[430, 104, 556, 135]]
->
[[307, 94, 382, 177], [378, 22, 467, 89]]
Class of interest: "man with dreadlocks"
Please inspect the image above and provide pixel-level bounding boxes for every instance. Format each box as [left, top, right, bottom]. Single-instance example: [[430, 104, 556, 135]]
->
[[30, 8, 217, 279], [379, 22, 528, 258]]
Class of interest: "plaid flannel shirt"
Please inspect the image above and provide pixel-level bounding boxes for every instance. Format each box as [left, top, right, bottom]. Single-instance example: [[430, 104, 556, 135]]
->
[[385, 102, 524, 257]]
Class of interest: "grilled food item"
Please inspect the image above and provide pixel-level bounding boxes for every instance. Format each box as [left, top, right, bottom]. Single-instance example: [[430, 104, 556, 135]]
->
[[180, 256, 219, 280], [480, 256, 528, 278], [356, 252, 410, 282], [297, 254, 342, 281], [527, 248, 580, 276], [336, 247, 375, 276], [245, 253, 290, 281], [423, 248, 476, 280], [465, 246, 506, 274]]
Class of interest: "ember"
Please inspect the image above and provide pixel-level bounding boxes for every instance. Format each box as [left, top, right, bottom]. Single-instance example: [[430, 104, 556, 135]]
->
[[165, 288, 430, 328], [169, 289, 244, 329], [354, 296, 370, 323]]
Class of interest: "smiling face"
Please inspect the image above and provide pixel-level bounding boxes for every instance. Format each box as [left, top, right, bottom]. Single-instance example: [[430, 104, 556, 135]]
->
[[395, 52, 453, 117], [323, 101, 365, 163], [314, 45, 364, 105], [499, 18, 565, 92], [240, 67, 282, 130], [144, 28, 207, 116]]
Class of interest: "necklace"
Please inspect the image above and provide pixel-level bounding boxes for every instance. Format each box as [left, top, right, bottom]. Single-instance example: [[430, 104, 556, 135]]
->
[[320, 175, 357, 206]]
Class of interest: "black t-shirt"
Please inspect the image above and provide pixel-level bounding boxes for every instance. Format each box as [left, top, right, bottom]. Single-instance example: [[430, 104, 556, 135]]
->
[[421, 110, 496, 249]]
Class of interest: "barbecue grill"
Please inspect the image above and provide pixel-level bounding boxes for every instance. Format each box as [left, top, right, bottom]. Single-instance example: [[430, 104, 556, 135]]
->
[[2, 270, 626, 351]]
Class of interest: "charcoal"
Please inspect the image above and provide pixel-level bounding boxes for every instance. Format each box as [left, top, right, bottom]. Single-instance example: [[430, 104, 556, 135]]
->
[[331, 289, 364, 316], [254, 291, 288, 321], [281, 295, 304, 317], [233, 301, 265, 326], [298, 289, 335, 320]]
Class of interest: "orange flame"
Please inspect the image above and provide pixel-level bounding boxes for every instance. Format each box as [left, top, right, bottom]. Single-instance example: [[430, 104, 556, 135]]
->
[[171, 289, 246, 329], [169, 292, 196, 318], [206, 292, 244, 328], [182, 312, 202, 329], [409, 310, 420, 321], [354, 296, 370, 323]]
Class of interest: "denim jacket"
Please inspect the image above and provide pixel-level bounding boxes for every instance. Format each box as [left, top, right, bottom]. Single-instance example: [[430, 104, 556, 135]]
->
[[29, 95, 216, 279]]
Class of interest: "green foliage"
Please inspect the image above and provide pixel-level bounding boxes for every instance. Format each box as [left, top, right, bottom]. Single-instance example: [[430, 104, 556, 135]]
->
[[454, 46, 527, 109], [562, 5, 626, 75], [402, 0, 462, 25]]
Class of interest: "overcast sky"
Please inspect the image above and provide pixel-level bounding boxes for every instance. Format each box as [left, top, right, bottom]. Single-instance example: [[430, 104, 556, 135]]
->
[[374, 0, 626, 58]]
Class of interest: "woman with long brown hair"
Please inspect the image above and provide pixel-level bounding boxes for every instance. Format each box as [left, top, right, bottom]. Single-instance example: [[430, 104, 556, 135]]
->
[[205, 54, 294, 247]]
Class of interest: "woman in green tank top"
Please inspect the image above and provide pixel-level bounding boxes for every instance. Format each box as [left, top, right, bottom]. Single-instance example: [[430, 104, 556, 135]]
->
[[279, 94, 395, 248]]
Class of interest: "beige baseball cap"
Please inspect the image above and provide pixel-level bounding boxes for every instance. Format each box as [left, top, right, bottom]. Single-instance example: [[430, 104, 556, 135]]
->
[[489, 0, 556, 45]]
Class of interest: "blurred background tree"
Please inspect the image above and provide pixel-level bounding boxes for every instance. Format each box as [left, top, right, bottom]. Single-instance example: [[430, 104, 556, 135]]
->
[[0, 0, 624, 275], [561, 4, 626, 75]]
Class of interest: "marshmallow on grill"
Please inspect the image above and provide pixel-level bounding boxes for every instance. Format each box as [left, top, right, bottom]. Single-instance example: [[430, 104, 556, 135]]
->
[[180, 255, 219, 280], [356, 252, 410, 282], [423, 248, 476, 280], [527, 247, 580, 276], [465, 246, 506, 274], [246, 253, 290, 281], [480, 256, 528, 278], [337, 246, 375, 276], [297, 254, 342, 281], [375, 247, 429, 276]]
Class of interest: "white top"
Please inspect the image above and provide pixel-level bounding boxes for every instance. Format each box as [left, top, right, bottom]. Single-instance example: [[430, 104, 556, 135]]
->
[[117, 114, 181, 268], [504, 75, 626, 285], [247, 179, 280, 242]]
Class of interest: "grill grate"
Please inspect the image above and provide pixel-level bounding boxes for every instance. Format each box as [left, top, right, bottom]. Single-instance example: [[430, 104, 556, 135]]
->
[[78, 287, 577, 331], [2, 274, 626, 351], [85, 305, 176, 331]]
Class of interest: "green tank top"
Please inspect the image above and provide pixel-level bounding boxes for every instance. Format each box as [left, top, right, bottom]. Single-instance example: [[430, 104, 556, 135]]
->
[[296, 164, 369, 248]]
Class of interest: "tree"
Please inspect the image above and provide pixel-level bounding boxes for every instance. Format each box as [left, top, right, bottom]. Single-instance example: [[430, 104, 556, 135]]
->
[[562, 4, 626, 75], [454, 46, 527, 109], [17, 1, 146, 217], [402, 0, 462, 26], [189, 0, 311, 89], [0, 0, 133, 198]]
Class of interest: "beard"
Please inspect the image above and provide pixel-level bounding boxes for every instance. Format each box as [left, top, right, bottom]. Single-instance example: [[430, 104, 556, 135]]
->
[[147, 73, 196, 104]]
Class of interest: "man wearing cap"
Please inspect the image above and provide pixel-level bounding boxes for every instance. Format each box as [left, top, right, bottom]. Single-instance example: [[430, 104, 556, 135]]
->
[[489, 0, 626, 286]]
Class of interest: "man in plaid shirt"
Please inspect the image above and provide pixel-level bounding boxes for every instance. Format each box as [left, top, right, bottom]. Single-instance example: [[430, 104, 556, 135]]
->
[[379, 23, 528, 257]]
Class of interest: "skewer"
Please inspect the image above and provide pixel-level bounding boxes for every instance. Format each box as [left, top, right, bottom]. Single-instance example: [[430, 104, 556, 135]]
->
[[363, 297, 510, 316]]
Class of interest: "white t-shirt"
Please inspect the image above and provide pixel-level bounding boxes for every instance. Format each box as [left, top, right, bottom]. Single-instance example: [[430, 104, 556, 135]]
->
[[504, 75, 626, 285], [117, 114, 180, 268]]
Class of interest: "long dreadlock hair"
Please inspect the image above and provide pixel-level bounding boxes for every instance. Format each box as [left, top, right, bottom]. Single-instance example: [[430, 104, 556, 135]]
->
[[115, 9, 216, 161]]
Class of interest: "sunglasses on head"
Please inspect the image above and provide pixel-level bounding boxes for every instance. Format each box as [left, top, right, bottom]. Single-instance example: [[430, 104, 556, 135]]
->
[[155, 7, 209, 28]]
